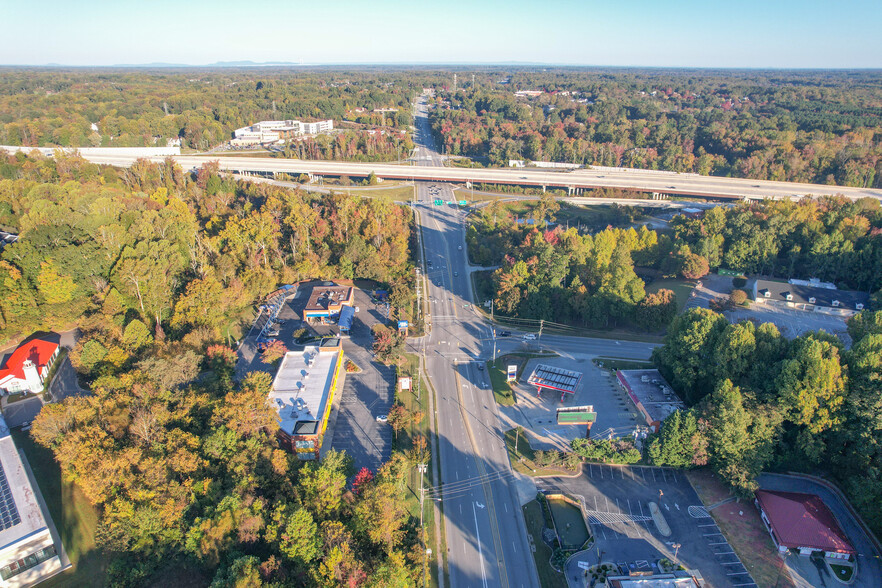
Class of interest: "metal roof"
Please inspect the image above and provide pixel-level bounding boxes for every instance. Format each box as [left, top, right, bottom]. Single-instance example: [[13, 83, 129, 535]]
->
[[755, 490, 855, 554], [527, 364, 582, 394]]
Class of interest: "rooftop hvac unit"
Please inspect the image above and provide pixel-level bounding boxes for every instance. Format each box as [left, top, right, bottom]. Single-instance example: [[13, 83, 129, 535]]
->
[[641, 375, 650, 383], [857, 303, 864, 310], [785, 293, 793, 301], [808, 297, 816, 304], [832, 300, 840, 307]]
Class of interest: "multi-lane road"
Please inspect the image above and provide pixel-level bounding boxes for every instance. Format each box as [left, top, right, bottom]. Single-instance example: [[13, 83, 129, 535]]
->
[[412, 96, 539, 588], [45, 139, 882, 203]]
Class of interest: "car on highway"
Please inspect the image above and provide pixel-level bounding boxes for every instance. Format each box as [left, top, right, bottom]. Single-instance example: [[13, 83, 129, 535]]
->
[[453, 271, 458, 277], [457, 245, 462, 250], [266, 329, 280, 337], [375, 415, 388, 423], [477, 363, 484, 371], [498, 330, 511, 337], [523, 333, 537, 340]]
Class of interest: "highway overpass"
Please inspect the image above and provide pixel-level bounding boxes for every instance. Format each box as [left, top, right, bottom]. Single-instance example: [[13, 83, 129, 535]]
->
[[8, 146, 882, 202]]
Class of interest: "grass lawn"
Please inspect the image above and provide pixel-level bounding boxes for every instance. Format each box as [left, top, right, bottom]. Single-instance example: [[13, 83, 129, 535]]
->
[[646, 278, 697, 313], [686, 469, 795, 588], [397, 353, 440, 588], [593, 357, 654, 371], [829, 563, 854, 582], [487, 358, 517, 406], [11, 430, 108, 588], [523, 500, 568, 588], [504, 428, 579, 477]]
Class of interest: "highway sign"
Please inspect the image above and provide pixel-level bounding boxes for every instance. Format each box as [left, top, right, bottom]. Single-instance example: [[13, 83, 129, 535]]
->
[[433, 199, 443, 205], [397, 320, 409, 329], [507, 364, 518, 382], [458, 200, 467, 206], [577, 561, 592, 570]]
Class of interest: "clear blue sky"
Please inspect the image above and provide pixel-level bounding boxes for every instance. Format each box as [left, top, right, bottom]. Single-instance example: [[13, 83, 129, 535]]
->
[[4, 0, 880, 68]]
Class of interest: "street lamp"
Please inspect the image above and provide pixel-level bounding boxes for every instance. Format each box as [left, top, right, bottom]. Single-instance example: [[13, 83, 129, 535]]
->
[[672, 542, 681, 565]]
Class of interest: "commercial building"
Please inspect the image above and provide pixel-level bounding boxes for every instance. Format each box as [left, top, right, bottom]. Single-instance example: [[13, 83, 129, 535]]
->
[[0, 338, 60, 396], [754, 489, 855, 559], [0, 415, 63, 586], [602, 571, 703, 587], [748, 277, 868, 317], [231, 119, 334, 146], [270, 338, 345, 460], [527, 364, 582, 401], [303, 283, 354, 323], [616, 370, 685, 432]]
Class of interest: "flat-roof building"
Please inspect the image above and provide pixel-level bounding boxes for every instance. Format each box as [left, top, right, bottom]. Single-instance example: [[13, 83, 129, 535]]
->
[[270, 339, 344, 460], [303, 283, 354, 322], [603, 571, 703, 587], [231, 119, 334, 145], [754, 489, 855, 559], [616, 369, 685, 432], [0, 416, 63, 586], [527, 364, 582, 401], [748, 277, 868, 317]]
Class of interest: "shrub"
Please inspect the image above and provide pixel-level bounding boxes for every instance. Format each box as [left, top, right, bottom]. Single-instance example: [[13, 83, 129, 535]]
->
[[732, 276, 747, 288], [730, 289, 748, 305]]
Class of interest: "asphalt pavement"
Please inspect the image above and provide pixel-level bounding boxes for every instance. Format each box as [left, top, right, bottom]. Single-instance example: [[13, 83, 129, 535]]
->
[[413, 95, 540, 588]]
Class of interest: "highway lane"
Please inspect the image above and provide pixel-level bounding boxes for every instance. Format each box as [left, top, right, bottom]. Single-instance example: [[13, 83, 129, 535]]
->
[[67, 148, 882, 202], [413, 93, 539, 588]]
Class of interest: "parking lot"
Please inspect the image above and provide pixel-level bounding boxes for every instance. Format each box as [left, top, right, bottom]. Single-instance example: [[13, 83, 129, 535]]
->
[[235, 282, 396, 473], [503, 357, 646, 451], [539, 465, 757, 587], [685, 273, 852, 346], [727, 304, 851, 345]]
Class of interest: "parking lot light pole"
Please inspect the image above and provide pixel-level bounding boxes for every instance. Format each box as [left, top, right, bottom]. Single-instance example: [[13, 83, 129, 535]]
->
[[672, 542, 681, 564]]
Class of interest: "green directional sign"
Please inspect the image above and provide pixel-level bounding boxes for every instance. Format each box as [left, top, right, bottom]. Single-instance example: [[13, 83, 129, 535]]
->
[[447, 201, 454, 205], [458, 200, 467, 206], [433, 199, 443, 205]]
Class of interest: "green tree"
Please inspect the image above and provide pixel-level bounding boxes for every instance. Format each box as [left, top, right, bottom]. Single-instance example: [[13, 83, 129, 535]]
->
[[646, 409, 707, 468], [775, 334, 846, 434]]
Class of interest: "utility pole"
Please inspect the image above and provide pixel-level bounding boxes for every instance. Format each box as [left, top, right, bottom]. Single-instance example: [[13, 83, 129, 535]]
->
[[453, 73, 457, 93], [492, 328, 497, 363], [538, 319, 544, 342], [418, 463, 428, 587]]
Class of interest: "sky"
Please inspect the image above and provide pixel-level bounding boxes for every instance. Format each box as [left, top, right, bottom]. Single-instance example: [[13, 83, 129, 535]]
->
[[3, 0, 881, 68]]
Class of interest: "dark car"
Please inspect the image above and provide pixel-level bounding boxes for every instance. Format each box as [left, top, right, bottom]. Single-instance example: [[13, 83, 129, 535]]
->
[[498, 331, 511, 337]]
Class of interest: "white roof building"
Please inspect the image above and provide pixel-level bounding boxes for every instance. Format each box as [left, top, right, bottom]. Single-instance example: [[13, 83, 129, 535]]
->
[[0, 416, 63, 586]]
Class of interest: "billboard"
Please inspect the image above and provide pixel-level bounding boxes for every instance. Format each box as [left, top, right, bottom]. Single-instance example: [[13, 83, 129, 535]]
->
[[399, 377, 412, 391], [507, 364, 517, 382], [397, 320, 409, 330]]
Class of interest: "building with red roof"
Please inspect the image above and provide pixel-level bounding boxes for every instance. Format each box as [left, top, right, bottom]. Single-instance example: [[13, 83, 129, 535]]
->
[[0, 338, 59, 395], [754, 489, 855, 560]]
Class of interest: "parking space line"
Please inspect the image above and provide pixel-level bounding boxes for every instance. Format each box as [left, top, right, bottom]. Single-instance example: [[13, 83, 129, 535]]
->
[[703, 532, 723, 536], [720, 561, 744, 566], [707, 541, 728, 545], [640, 467, 647, 481], [715, 551, 735, 555], [698, 523, 718, 528], [651, 468, 657, 482], [661, 469, 668, 482]]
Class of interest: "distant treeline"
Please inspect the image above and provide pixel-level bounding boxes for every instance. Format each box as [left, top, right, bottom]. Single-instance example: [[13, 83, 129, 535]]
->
[[428, 69, 882, 187]]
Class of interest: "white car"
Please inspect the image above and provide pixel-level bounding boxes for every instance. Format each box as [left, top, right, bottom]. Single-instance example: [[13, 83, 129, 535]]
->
[[458, 245, 463, 250], [523, 333, 537, 340], [376, 415, 388, 423]]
